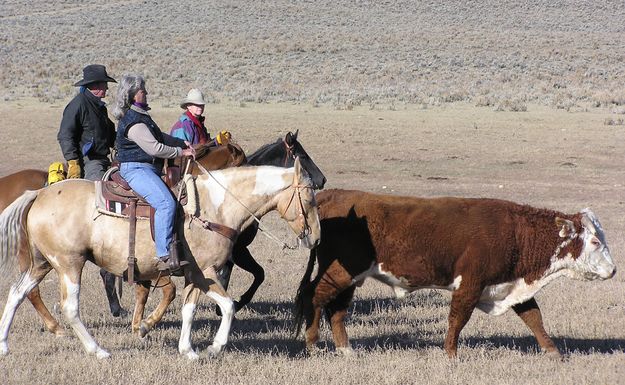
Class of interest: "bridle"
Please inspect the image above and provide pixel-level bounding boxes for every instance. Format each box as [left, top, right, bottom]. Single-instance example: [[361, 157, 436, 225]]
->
[[283, 138, 296, 166], [279, 183, 314, 240]]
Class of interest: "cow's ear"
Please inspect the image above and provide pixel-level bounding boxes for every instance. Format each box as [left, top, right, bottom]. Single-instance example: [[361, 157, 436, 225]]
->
[[555, 217, 576, 237]]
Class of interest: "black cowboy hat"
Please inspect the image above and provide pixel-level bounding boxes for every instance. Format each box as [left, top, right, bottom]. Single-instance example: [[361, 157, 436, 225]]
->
[[73, 64, 117, 86]]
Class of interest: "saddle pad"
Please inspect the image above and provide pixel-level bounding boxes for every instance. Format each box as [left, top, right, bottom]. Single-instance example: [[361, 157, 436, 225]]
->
[[94, 181, 151, 219]]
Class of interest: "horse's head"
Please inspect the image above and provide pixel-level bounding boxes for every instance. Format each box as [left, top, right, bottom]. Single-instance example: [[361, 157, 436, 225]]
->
[[247, 130, 326, 190], [191, 142, 247, 174], [283, 130, 326, 190], [276, 157, 321, 249]]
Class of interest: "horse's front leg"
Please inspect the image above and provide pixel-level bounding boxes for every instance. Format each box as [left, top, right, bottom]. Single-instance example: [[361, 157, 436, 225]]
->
[[59, 263, 110, 359], [178, 283, 201, 360], [231, 245, 264, 312], [139, 277, 176, 337], [204, 268, 235, 357]]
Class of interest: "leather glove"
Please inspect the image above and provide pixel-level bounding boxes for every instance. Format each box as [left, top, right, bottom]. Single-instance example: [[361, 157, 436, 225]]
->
[[216, 130, 232, 145], [67, 159, 82, 179]]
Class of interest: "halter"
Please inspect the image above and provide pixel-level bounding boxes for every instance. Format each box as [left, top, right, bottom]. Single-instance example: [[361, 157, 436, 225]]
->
[[279, 183, 314, 240], [283, 138, 296, 166]]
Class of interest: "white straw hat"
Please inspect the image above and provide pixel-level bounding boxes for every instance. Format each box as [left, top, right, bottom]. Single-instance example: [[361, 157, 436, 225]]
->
[[180, 88, 206, 108]]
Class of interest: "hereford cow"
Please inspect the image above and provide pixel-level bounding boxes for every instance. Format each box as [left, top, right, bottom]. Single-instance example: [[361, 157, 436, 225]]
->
[[293, 189, 616, 357]]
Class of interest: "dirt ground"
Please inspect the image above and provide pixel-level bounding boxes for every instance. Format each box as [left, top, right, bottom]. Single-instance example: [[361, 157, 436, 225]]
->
[[0, 100, 624, 384]]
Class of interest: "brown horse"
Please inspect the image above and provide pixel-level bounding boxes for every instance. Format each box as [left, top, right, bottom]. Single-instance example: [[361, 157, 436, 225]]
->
[[0, 158, 320, 359], [0, 142, 246, 339], [293, 189, 615, 357], [0, 169, 63, 335]]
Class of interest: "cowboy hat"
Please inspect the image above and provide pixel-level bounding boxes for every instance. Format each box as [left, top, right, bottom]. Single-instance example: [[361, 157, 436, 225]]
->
[[180, 88, 206, 108], [74, 64, 117, 86]]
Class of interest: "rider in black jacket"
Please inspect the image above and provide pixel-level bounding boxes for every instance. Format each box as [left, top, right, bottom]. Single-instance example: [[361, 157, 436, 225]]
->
[[57, 64, 117, 180]]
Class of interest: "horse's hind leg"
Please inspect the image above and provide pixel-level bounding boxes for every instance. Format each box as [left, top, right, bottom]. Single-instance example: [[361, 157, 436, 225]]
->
[[27, 287, 65, 337], [0, 267, 50, 355], [100, 269, 124, 317], [58, 263, 109, 359], [137, 277, 176, 338], [18, 243, 65, 336]]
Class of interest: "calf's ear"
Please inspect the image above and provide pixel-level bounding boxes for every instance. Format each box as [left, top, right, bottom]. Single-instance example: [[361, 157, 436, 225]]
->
[[555, 217, 576, 238]]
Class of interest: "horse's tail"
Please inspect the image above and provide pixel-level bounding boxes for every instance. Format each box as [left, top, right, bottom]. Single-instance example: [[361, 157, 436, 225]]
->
[[0, 190, 38, 275], [292, 246, 318, 338]]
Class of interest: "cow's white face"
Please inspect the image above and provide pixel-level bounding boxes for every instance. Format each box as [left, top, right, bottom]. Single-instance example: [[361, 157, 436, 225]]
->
[[572, 209, 616, 280]]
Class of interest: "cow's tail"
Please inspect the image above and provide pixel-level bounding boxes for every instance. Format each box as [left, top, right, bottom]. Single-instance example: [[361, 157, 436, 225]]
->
[[0, 190, 38, 275], [292, 246, 317, 338]]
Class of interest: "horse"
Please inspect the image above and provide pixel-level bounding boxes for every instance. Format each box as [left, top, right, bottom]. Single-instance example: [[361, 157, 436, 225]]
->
[[0, 169, 62, 335], [0, 170, 48, 209], [218, 130, 326, 309], [0, 142, 246, 338], [126, 130, 327, 337], [0, 158, 320, 359], [292, 189, 615, 357]]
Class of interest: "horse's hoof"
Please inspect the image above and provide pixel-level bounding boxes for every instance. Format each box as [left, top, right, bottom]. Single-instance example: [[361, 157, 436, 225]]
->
[[0, 342, 8, 356], [139, 322, 150, 338], [545, 350, 564, 361], [336, 346, 354, 356], [96, 349, 111, 359], [306, 345, 323, 357], [111, 307, 128, 318], [180, 348, 199, 360], [205, 345, 222, 358]]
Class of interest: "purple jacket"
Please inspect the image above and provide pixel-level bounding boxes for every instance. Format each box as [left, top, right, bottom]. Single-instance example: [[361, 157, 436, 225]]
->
[[170, 113, 210, 145]]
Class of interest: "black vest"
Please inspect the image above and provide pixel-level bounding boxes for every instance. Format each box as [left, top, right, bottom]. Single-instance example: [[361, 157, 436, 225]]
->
[[116, 108, 165, 169]]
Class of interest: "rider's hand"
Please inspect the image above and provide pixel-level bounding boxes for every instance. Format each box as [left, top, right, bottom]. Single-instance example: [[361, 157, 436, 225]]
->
[[67, 159, 82, 178], [182, 142, 196, 159]]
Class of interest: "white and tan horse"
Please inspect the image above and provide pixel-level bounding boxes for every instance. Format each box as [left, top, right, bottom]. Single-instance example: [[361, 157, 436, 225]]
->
[[0, 158, 320, 359]]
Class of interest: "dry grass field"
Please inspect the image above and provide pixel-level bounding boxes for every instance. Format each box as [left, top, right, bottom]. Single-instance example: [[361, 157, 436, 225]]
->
[[1, 1, 625, 384]]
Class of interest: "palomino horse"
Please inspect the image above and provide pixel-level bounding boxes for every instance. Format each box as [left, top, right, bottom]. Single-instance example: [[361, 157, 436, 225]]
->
[[127, 131, 326, 337], [218, 130, 325, 310], [0, 158, 320, 359], [0, 142, 246, 339]]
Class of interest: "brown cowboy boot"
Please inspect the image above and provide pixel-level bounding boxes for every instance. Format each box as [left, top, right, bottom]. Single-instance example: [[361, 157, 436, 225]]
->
[[164, 238, 189, 272]]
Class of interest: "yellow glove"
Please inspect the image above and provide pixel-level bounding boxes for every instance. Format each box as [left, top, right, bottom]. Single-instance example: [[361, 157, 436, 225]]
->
[[67, 159, 82, 179], [216, 130, 232, 145], [47, 162, 66, 184]]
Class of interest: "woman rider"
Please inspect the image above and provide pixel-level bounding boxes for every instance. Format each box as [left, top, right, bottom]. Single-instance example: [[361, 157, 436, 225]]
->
[[112, 74, 195, 271]]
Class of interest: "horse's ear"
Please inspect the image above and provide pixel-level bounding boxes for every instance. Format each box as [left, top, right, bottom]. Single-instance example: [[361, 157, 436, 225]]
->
[[293, 156, 302, 181], [286, 130, 298, 145]]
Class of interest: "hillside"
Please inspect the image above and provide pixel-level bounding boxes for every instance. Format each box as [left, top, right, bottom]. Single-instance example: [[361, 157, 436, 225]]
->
[[2, 0, 625, 109]]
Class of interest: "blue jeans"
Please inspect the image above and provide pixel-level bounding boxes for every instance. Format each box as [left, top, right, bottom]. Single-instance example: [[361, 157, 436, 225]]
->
[[120, 162, 175, 259]]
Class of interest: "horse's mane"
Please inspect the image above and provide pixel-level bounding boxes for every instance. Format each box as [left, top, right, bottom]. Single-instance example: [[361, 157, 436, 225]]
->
[[246, 138, 283, 163]]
